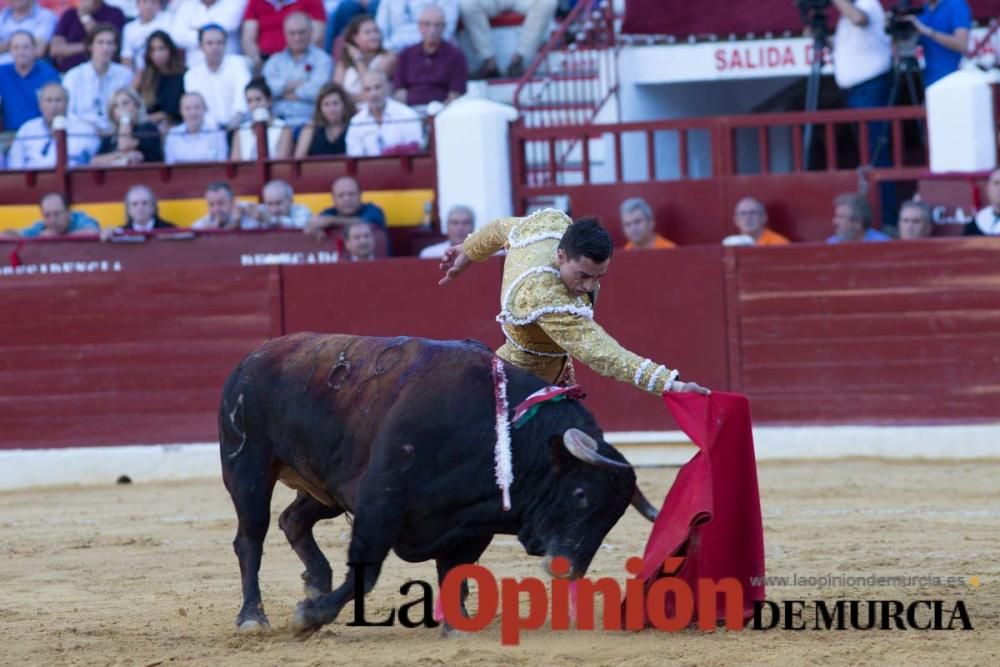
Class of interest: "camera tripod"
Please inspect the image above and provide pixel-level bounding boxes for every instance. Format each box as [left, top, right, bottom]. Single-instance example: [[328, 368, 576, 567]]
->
[[868, 43, 924, 167], [802, 15, 830, 165]]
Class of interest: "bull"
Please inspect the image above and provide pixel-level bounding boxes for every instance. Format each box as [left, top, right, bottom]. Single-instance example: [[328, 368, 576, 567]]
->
[[219, 332, 660, 634]]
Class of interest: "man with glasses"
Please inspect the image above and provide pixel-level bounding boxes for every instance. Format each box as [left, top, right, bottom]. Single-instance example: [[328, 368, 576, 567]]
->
[[6, 82, 99, 169], [393, 4, 467, 106], [728, 197, 790, 246]]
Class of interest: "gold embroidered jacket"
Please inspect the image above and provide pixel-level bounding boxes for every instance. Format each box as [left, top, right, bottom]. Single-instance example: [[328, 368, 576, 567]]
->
[[462, 209, 678, 394]]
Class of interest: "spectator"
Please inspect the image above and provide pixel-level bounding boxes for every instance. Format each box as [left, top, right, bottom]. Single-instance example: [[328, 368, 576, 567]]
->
[[323, 0, 377, 53], [171, 0, 244, 67], [619, 197, 675, 250], [965, 167, 1000, 236], [897, 200, 933, 240], [393, 5, 466, 106], [241, 0, 324, 73], [91, 87, 164, 165], [907, 0, 971, 87], [334, 14, 395, 103], [191, 181, 258, 229], [230, 78, 293, 160], [419, 204, 473, 258], [0, 0, 57, 65], [63, 24, 134, 132], [17, 192, 100, 237], [49, 0, 127, 73], [163, 91, 228, 163], [376, 0, 456, 53], [727, 197, 790, 246], [306, 174, 387, 237], [262, 12, 333, 127], [242, 179, 314, 229], [827, 193, 891, 243], [121, 0, 169, 70], [105, 0, 138, 20], [183, 24, 250, 130], [460, 0, 556, 79], [0, 31, 59, 132], [345, 69, 423, 156], [293, 81, 354, 156], [7, 82, 100, 169], [100, 183, 177, 240], [135, 30, 186, 127], [342, 220, 376, 261]]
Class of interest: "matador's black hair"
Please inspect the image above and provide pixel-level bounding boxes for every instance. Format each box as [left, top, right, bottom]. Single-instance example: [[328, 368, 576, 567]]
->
[[559, 216, 613, 263]]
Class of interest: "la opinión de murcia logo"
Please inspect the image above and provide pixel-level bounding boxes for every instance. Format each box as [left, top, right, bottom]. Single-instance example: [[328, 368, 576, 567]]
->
[[344, 557, 975, 645]]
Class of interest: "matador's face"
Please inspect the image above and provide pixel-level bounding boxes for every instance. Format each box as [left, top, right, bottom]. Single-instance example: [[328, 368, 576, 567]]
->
[[557, 249, 609, 297]]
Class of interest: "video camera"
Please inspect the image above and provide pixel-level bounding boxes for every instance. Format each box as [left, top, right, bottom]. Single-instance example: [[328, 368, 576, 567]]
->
[[795, 0, 832, 37], [885, 0, 924, 46]]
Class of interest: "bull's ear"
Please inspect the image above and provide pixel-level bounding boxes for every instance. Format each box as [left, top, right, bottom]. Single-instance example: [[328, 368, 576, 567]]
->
[[549, 435, 574, 473]]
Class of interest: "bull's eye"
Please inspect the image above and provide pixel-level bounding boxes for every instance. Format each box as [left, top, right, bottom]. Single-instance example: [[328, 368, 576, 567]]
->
[[573, 487, 587, 507]]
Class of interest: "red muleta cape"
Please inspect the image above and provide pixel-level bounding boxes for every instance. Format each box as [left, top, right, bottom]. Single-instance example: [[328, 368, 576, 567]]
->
[[627, 391, 766, 627]]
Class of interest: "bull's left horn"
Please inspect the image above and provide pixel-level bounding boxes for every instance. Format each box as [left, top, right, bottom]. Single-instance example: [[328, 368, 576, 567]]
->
[[631, 486, 659, 522], [563, 429, 630, 469]]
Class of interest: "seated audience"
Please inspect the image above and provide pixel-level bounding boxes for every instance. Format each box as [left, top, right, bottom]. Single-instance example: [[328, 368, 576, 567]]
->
[[0, 30, 59, 132], [965, 167, 1000, 236], [342, 220, 376, 261], [135, 30, 186, 127], [897, 200, 934, 240], [100, 184, 177, 239], [419, 204, 474, 258], [345, 70, 423, 156], [171, 0, 244, 68], [241, 0, 325, 73], [827, 193, 891, 243], [163, 91, 228, 163], [460, 0, 556, 78], [306, 175, 387, 238], [230, 78, 293, 160], [323, 0, 376, 53], [191, 181, 258, 229], [726, 197, 790, 246], [183, 24, 250, 130], [293, 81, 354, 157], [63, 24, 135, 132], [121, 0, 169, 69], [334, 15, 395, 103], [18, 192, 100, 237], [393, 5, 466, 106], [246, 179, 313, 228], [619, 197, 675, 250], [0, 0, 57, 65], [91, 87, 163, 166], [7, 82, 101, 169], [262, 12, 333, 127], [49, 0, 127, 73], [376, 0, 456, 52]]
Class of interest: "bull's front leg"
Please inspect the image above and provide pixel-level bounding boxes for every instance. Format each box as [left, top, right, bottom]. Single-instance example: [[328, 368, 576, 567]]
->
[[435, 536, 493, 636]]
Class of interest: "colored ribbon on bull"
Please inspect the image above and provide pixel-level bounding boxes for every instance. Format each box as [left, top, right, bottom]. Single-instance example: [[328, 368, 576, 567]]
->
[[511, 385, 587, 429], [491, 356, 513, 511]]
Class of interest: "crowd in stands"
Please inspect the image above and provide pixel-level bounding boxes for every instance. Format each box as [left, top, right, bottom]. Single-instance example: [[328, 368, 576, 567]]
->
[[0, 0, 564, 168]]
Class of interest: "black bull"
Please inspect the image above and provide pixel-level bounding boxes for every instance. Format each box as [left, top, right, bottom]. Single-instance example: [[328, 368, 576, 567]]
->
[[219, 333, 661, 633]]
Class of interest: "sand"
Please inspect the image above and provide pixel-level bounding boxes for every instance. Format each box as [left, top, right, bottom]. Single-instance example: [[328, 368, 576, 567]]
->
[[1, 460, 997, 666]]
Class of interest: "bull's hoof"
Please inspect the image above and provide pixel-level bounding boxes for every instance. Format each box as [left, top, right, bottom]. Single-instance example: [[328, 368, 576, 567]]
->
[[301, 570, 331, 601], [440, 622, 470, 638], [292, 600, 323, 637], [304, 584, 325, 601], [237, 618, 271, 633]]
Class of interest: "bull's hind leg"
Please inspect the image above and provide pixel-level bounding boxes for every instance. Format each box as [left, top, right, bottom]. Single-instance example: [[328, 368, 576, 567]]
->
[[279, 492, 343, 600], [223, 458, 279, 631]]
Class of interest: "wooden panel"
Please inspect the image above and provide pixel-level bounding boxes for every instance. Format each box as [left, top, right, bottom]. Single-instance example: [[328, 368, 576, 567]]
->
[[0, 268, 280, 449]]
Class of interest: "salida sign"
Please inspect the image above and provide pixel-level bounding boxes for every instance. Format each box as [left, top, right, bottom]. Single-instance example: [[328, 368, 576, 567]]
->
[[714, 43, 830, 73], [345, 557, 973, 645]]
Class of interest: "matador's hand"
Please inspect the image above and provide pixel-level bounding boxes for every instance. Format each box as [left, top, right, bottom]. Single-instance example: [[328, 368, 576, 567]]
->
[[438, 244, 471, 286], [668, 381, 711, 395]]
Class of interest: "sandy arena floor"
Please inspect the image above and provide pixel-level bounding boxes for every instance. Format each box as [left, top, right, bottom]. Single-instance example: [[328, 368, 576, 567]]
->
[[1, 460, 998, 666]]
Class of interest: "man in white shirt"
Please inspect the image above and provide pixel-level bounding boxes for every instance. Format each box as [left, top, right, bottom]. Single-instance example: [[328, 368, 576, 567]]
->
[[832, 0, 892, 136], [375, 0, 457, 53], [62, 24, 134, 132], [121, 0, 170, 69], [7, 82, 100, 168], [346, 69, 423, 157], [419, 204, 474, 258], [183, 24, 250, 129], [171, 0, 246, 67]]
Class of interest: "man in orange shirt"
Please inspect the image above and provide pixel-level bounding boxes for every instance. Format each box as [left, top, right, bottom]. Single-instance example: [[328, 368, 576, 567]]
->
[[731, 197, 790, 245], [620, 197, 676, 250]]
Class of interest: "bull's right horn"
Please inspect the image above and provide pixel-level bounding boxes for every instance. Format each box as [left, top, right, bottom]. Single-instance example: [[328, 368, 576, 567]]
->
[[631, 486, 659, 522], [563, 429, 630, 469]]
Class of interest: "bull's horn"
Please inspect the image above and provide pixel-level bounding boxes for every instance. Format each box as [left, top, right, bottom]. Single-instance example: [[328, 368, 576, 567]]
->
[[631, 486, 659, 522], [563, 429, 630, 469]]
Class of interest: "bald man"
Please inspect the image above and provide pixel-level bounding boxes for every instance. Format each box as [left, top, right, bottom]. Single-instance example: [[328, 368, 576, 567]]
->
[[306, 175, 388, 239], [345, 69, 424, 156], [730, 197, 790, 245]]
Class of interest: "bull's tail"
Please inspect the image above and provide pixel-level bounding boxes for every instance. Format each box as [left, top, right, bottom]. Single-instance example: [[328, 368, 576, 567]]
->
[[219, 363, 250, 461]]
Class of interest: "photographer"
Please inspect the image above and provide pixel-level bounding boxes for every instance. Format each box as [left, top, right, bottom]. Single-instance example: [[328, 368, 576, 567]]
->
[[905, 0, 971, 86], [831, 0, 893, 111]]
